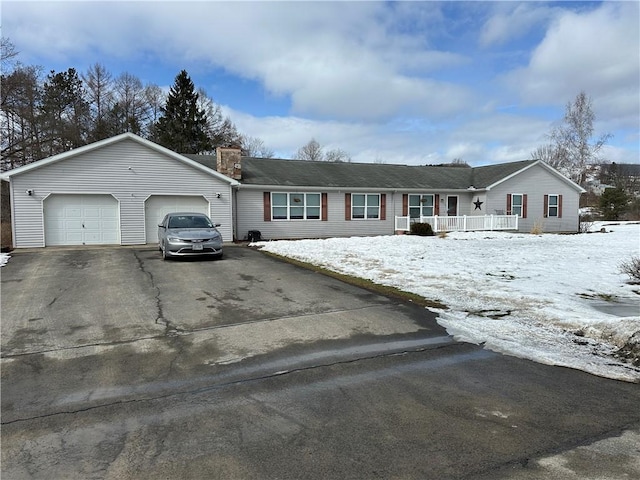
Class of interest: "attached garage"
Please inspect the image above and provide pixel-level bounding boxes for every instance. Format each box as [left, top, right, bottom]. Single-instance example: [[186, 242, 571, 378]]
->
[[1, 133, 239, 248], [44, 194, 120, 246], [144, 195, 208, 244]]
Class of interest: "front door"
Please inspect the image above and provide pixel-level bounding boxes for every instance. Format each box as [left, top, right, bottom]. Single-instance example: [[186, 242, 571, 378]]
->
[[447, 196, 458, 216]]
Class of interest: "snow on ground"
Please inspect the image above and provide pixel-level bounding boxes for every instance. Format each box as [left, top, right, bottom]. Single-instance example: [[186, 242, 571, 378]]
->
[[0, 253, 9, 268], [255, 223, 640, 383]]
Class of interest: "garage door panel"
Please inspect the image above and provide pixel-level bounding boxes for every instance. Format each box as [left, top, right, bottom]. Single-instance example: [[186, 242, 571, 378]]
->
[[44, 194, 120, 246], [144, 195, 209, 243]]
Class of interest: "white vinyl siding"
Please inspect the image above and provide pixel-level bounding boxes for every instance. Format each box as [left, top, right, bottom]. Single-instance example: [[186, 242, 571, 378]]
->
[[236, 188, 396, 241], [486, 164, 581, 233], [8, 138, 234, 247]]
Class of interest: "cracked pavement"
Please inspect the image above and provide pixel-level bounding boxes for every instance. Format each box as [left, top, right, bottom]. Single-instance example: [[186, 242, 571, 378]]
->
[[2, 246, 640, 479]]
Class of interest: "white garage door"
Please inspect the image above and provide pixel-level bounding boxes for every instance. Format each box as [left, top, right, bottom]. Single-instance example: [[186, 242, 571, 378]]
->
[[44, 194, 120, 246], [144, 195, 209, 243]]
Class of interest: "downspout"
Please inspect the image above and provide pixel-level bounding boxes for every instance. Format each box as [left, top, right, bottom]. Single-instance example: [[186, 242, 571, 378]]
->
[[233, 185, 239, 242]]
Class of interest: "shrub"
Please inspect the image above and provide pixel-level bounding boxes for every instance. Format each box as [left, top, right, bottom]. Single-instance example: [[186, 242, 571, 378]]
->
[[530, 219, 544, 235], [619, 256, 640, 283], [410, 222, 435, 236]]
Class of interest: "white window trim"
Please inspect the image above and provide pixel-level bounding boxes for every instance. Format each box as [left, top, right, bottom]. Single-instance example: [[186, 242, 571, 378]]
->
[[547, 193, 559, 218], [271, 192, 322, 221], [512, 193, 524, 216], [351, 193, 380, 220], [408, 194, 435, 219]]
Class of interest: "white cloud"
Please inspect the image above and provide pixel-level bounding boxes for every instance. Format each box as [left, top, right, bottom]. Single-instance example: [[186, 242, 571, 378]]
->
[[479, 3, 555, 47], [4, 1, 473, 121], [506, 2, 640, 128], [3, 1, 637, 166], [226, 105, 562, 167]]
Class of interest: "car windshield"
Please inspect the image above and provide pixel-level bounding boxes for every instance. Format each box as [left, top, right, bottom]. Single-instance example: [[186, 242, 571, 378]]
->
[[168, 216, 212, 229]]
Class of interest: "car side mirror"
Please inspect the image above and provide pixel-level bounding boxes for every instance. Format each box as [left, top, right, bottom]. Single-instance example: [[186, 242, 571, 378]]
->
[[158, 224, 165, 228], [215, 223, 221, 227]]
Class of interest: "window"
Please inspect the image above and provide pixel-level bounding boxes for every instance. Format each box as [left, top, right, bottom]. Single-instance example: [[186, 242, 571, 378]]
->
[[271, 193, 321, 220], [511, 194, 523, 216], [544, 194, 562, 218], [547, 195, 559, 217], [352, 194, 380, 219], [408, 194, 434, 219]]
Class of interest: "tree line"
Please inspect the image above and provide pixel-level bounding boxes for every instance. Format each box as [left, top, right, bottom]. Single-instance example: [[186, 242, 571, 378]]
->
[[0, 38, 277, 171], [1, 38, 357, 171]]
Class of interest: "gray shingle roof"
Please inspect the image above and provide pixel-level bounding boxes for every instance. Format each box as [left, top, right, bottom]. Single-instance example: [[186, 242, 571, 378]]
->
[[183, 154, 538, 190]]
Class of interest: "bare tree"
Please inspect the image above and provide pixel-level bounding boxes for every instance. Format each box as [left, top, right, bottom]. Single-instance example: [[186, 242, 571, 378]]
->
[[111, 72, 147, 134], [83, 63, 114, 141], [532, 91, 611, 186], [145, 84, 165, 127], [295, 138, 324, 161], [240, 135, 274, 158], [195, 88, 242, 151], [1, 65, 45, 169], [325, 148, 351, 163], [1, 37, 19, 71]]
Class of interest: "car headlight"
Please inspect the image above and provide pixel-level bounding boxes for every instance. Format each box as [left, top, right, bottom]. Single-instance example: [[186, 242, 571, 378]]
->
[[167, 236, 181, 242]]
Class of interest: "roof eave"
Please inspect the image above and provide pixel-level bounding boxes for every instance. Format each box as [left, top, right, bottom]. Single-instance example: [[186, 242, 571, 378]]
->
[[485, 160, 586, 193], [0, 133, 240, 186]]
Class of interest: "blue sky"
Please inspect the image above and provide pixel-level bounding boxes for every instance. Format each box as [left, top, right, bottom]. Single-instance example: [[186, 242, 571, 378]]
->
[[3, 1, 639, 165]]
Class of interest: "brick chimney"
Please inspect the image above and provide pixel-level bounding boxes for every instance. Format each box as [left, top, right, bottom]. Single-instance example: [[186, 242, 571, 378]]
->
[[216, 146, 242, 180]]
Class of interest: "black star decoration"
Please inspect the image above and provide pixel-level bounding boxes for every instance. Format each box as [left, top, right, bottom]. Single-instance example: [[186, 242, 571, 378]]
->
[[473, 198, 483, 211]]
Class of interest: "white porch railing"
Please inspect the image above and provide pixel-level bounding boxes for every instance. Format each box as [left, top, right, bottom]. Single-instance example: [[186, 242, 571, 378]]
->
[[395, 215, 519, 233]]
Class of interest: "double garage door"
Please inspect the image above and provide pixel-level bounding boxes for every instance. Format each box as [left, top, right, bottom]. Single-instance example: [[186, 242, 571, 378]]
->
[[44, 194, 120, 246], [43, 194, 209, 246]]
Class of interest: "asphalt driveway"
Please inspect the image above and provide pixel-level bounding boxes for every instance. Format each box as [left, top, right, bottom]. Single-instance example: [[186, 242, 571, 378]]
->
[[2, 246, 640, 479], [1, 245, 441, 418]]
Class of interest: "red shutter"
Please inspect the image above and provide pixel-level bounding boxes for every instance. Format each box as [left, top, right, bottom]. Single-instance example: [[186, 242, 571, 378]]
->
[[402, 194, 408, 216], [506, 194, 512, 215], [345, 193, 351, 221], [263, 192, 271, 221], [321, 193, 328, 221], [558, 195, 563, 218], [380, 194, 386, 220], [543, 194, 548, 218], [434, 194, 440, 215], [522, 194, 528, 219]]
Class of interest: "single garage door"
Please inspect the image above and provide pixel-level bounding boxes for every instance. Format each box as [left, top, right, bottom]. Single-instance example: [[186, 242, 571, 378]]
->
[[44, 194, 120, 246], [144, 195, 209, 243]]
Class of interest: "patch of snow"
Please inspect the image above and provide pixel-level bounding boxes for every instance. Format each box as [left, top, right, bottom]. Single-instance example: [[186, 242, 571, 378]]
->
[[0, 253, 10, 267], [255, 223, 640, 382]]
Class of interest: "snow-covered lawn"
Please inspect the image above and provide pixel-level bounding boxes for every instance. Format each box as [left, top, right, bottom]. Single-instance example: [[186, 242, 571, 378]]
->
[[255, 223, 640, 383], [0, 253, 9, 268]]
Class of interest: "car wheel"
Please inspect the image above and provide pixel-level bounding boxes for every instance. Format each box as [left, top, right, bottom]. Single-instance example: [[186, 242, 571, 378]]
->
[[215, 252, 223, 260], [161, 243, 169, 261]]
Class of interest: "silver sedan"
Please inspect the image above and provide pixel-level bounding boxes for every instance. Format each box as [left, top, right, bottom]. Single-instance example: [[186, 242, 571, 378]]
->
[[158, 212, 223, 260]]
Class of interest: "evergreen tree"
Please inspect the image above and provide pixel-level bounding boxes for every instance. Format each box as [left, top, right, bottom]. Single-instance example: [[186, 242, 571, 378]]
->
[[599, 187, 629, 221], [41, 68, 90, 156], [153, 70, 211, 153]]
